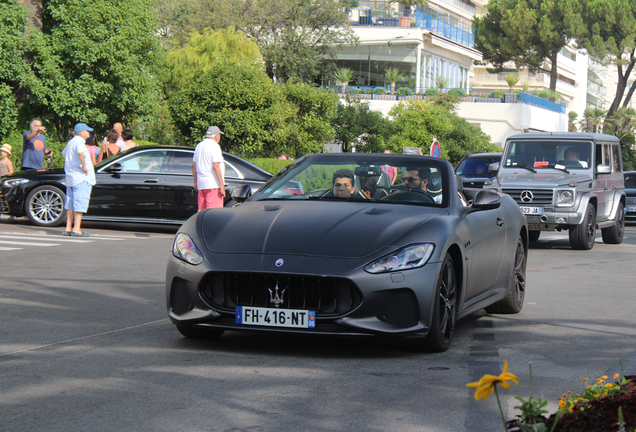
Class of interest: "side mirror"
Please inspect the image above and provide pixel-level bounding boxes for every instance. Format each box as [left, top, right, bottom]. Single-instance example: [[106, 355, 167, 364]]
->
[[596, 164, 611, 174], [472, 189, 501, 210], [231, 184, 252, 203], [104, 163, 122, 173], [488, 162, 499, 172]]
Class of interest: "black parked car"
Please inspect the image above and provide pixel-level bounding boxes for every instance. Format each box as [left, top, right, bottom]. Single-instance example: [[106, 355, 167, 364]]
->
[[166, 153, 528, 352], [455, 152, 502, 190], [625, 171, 636, 222], [0, 146, 271, 227]]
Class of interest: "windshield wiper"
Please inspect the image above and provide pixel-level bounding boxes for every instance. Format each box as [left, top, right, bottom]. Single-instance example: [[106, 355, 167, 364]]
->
[[508, 164, 536, 173], [552, 164, 570, 174]]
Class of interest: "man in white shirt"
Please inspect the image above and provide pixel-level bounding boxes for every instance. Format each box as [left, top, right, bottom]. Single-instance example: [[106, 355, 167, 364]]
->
[[62, 123, 96, 237], [192, 126, 226, 210]]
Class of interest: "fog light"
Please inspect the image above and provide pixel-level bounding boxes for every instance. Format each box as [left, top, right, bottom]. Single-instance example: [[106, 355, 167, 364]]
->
[[556, 217, 566, 224]]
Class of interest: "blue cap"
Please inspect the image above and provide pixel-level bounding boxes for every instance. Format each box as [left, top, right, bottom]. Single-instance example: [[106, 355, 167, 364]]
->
[[74, 123, 93, 132]]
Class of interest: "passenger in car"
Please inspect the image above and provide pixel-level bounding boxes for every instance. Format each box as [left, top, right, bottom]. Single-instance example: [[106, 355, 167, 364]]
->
[[360, 176, 377, 199], [404, 167, 443, 203], [331, 169, 356, 198]]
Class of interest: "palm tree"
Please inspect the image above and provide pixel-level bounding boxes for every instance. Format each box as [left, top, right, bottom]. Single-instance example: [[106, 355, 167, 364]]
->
[[607, 107, 636, 135], [580, 107, 606, 133], [504, 74, 520, 90], [332, 67, 355, 94], [384, 67, 404, 95], [568, 111, 578, 132], [435, 75, 448, 91]]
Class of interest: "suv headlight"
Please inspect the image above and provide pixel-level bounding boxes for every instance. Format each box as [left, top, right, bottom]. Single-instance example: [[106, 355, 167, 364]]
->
[[364, 244, 435, 274], [172, 233, 204, 265], [555, 189, 575, 207], [2, 178, 29, 188]]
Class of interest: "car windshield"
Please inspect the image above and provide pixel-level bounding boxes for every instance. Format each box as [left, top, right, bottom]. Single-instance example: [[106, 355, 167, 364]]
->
[[456, 155, 500, 176], [503, 140, 592, 170], [253, 155, 448, 207]]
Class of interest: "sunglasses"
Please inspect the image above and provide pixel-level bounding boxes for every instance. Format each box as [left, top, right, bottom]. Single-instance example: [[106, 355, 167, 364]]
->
[[403, 177, 423, 182]]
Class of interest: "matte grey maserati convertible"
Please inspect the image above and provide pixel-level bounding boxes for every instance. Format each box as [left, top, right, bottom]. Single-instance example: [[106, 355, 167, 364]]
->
[[166, 153, 528, 352]]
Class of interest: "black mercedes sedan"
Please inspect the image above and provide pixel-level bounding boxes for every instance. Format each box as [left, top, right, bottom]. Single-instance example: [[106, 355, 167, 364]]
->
[[166, 153, 528, 352], [454, 152, 502, 190], [0, 146, 271, 226], [625, 171, 636, 222]]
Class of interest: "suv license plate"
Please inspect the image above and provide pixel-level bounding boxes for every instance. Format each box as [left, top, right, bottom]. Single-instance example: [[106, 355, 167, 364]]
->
[[627, 206, 634, 213], [236, 306, 316, 329], [520, 206, 542, 215]]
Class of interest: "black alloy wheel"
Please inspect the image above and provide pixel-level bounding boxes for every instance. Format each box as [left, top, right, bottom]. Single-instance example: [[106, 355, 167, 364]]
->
[[420, 253, 457, 352], [569, 203, 596, 250], [486, 235, 526, 314], [601, 203, 625, 244]]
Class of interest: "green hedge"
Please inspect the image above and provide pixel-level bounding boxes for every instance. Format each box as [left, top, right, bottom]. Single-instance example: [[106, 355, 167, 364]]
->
[[246, 157, 294, 174], [373, 87, 387, 95], [396, 87, 413, 96]]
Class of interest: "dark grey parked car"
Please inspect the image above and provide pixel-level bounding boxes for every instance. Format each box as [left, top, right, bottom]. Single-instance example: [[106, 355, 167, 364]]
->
[[166, 153, 528, 352], [625, 171, 636, 222], [0, 146, 271, 226]]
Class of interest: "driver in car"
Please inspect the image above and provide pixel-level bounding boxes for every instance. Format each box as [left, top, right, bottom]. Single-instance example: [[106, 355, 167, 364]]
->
[[331, 168, 356, 198], [404, 167, 442, 203]]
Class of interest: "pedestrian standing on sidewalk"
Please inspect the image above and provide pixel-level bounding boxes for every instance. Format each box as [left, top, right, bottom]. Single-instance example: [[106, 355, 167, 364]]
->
[[21, 118, 52, 171], [192, 126, 225, 210], [0, 144, 14, 176], [62, 123, 96, 237]]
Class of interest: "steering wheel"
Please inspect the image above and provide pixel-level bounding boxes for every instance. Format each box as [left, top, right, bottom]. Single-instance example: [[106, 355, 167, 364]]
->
[[380, 188, 435, 204], [407, 188, 435, 203]]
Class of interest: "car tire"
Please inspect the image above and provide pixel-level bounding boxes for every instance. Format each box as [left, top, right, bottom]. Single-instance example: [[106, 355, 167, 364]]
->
[[529, 230, 540, 242], [485, 235, 526, 314], [601, 203, 625, 244], [175, 324, 225, 340], [25, 185, 67, 227], [419, 253, 457, 353], [569, 203, 596, 250]]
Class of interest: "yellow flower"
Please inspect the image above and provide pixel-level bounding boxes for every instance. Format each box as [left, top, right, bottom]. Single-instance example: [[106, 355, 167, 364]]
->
[[613, 373, 620, 379], [582, 378, 589, 382], [601, 375, 608, 380], [558, 399, 567, 408], [466, 360, 519, 402]]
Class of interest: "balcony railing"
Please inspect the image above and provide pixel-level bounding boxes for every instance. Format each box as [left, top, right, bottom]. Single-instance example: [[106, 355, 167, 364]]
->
[[346, 2, 475, 48], [316, 85, 567, 114]]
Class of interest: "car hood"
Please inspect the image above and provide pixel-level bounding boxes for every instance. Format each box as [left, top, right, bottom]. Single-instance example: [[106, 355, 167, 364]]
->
[[496, 171, 592, 188], [200, 201, 440, 258]]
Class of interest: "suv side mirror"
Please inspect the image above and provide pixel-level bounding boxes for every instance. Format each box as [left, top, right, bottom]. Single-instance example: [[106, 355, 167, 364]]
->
[[472, 189, 501, 210], [489, 162, 499, 172], [597, 164, 611, 174], [231, 184, 252, 203]]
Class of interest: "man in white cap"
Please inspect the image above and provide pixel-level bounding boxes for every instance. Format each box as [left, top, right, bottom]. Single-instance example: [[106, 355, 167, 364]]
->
[[61, 123, 96, 237], [192, 126, 225, 210]]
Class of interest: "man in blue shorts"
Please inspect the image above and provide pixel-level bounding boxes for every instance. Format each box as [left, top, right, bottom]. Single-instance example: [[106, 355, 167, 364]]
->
[[62, 123, 96, 237]]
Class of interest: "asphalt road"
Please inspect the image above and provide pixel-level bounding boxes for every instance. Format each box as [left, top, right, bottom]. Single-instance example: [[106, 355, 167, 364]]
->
[[1, 217, 635, 432]]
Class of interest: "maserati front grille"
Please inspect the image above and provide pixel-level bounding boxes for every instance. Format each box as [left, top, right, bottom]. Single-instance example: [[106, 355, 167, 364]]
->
[[199, 272, 362, 317]]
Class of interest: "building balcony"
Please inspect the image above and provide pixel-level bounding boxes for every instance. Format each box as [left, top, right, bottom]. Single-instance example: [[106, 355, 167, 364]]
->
[[347, 2, 475, 48]]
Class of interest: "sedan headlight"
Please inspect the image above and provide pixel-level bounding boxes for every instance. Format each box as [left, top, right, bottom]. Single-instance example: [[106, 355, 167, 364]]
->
[[2, 178, 29, 188], [364, 244, 435, 274], [555, 189, 575, 207], [172, 233, 204, 265]]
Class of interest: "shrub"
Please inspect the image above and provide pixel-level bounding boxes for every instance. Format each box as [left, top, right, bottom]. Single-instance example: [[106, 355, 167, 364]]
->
[[347, 87, 363, 95], [373, 87, 387, 95], [448, 88, 467, 98], [425, 88, 439, 97], [396, 87, 413, 96], [491, 90, 506, 100], [246, 157, 294, 174]]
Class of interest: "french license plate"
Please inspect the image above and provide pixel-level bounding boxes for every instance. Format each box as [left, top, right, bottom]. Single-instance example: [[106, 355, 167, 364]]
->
[[235, 306, 316, 329], [520, 206, 542, 215], [627, 206, 635, 213]]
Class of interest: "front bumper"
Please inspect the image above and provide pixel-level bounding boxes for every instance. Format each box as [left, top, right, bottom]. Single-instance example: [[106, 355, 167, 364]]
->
[[166, 249, 442, 339], [523, 209, 584, 231]]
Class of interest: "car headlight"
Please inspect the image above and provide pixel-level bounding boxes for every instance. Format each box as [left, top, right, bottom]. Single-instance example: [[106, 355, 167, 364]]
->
[[364, 244, 435, 274], [172, 233, 204, 265], [2, 178, 29, 188], [555, 189, 575, 207]]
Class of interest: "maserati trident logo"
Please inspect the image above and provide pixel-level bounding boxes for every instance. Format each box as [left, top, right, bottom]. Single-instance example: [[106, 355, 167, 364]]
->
[[268, 282, 285, 307], [275, 258, 284, 267], [520, 190, 534, 203]]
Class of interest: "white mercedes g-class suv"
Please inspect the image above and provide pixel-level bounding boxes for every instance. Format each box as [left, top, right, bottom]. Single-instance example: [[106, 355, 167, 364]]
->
[[487, 133, 626, 250]]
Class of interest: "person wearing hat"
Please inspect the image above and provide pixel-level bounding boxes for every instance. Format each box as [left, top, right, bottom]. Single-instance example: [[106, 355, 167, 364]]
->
[[61, 123, 96, 237], [0, 144, 14, 176], [192, 126, 226, 210]]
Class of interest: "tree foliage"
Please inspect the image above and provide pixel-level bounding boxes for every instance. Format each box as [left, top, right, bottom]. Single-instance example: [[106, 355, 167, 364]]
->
[[578, 0, 636, 125], [20, 0, 162, 139], [387, 100, 498, 165], [332, 98, 392, 153], [0, 1, 29, 139], [168, 62, 337, 157], [474, 0, 584, 91]]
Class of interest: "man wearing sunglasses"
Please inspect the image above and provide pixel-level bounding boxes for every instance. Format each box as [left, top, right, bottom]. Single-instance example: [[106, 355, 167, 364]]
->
[[404, 167, 442, 203]]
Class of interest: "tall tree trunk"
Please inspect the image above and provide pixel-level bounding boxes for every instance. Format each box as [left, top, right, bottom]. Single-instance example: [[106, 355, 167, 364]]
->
[[606, 58, 636, 131], [18, 0, 42, 29], [549, 52, 558, 92]]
